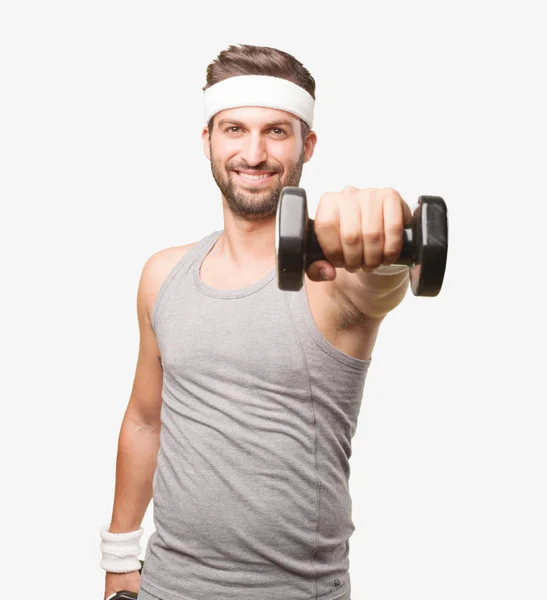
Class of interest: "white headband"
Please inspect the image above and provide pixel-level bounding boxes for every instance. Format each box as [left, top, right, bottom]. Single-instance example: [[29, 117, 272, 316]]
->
[[203, 74, 315, 129]]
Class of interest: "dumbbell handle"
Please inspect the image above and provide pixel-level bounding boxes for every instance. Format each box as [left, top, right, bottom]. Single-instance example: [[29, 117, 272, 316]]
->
[[305, 219, 416, 269]]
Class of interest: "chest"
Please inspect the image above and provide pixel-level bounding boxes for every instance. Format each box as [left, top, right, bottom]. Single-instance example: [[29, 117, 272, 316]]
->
[[199, 256, 376, 362]]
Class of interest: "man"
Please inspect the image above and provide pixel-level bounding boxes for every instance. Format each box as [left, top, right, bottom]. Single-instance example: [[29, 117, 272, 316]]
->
[[101, 43, 411, 600]]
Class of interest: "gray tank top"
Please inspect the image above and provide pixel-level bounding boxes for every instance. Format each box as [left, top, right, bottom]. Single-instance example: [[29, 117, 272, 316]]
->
[[140, 230, 371, 600]]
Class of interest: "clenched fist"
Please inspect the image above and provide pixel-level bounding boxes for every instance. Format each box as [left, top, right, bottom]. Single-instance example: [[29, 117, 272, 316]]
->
[[306, 187, 412, 282]]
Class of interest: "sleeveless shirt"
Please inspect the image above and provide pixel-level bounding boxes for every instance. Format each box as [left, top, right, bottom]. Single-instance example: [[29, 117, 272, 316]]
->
[[139, 230, 371, 600]]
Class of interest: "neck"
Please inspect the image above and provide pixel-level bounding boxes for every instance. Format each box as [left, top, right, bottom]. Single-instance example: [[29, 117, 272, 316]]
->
[[214, 213, 277, 269]]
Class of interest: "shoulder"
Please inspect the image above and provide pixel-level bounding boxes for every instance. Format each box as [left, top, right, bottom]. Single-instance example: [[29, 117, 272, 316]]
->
[[139, 242, 198, 324]]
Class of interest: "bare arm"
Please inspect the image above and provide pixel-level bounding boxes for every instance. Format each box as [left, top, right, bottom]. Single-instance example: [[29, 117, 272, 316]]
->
[[108, 254, 165, 533], [107, 244, 195, 533]]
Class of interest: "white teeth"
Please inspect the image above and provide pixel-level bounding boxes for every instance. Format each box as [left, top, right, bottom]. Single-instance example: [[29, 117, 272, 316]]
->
[[237, 172, 271, 180]]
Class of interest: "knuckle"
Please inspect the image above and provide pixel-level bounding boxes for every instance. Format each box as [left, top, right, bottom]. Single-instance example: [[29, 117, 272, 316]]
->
[[318, 192, 338, 211], [383, 187, 400, 198], [320, 191, 336, 202], [345, 261, 362, 272], [342, 231, 362, 246], [364, 256, 381, 269], [314, 217, 333, 231], [383, 247, 401, 261], [341, 185, 359, 194], [363, 230, 383, 244]]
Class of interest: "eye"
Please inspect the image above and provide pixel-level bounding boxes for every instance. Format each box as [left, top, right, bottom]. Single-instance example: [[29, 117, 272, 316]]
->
[[227, 126, 241, 133], [271, 128, 287, 135]]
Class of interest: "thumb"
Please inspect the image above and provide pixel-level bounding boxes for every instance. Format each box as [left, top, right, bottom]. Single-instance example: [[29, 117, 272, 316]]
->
[[306, 259, 336, 282]]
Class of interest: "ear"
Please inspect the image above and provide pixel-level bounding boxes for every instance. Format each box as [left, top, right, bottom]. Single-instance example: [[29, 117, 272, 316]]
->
[[201, 126, 211, 161], [303, 130, 318, 164]]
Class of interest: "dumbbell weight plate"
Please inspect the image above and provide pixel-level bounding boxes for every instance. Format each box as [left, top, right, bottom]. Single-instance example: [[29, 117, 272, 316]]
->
[[275, 186, 308, 292], [409, 196, 448, 296]]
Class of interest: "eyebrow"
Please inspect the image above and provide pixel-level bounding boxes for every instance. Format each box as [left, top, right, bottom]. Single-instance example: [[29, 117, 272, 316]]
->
[[217, 118, 295, 130]]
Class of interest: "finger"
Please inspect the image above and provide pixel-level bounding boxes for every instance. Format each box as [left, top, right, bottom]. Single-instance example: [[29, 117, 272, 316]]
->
[[305, 259, 337, 282], [306, 193, 340, 281], [339, 194, 363, 272], [360, 195, 384, 269], [382, 192, 405, 265], [312, 192, 343, 268]]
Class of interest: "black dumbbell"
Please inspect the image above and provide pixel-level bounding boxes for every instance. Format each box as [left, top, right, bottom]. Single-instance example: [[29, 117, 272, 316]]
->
[[275, 186, 448, 296]]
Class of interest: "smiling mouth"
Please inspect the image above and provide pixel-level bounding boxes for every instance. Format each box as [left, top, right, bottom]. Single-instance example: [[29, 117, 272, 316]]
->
[[233, 171, 277, 184]]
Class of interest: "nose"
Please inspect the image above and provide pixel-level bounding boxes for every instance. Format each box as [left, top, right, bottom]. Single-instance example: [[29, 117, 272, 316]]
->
[[239, 132, 267, 166]]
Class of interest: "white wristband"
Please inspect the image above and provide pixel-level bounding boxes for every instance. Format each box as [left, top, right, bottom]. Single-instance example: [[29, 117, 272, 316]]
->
[[100, 523, 144, 573]]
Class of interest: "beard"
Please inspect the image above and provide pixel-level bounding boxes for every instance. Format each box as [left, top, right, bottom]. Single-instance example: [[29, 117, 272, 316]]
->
[[209, 145, 305, 222]]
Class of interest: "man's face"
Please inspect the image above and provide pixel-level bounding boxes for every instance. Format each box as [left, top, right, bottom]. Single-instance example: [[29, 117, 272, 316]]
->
[[202, 107, 316, 222]]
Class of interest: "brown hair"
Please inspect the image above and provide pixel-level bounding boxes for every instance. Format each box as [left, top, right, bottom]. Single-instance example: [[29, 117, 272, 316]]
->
[[202, 43, 316, 143]]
